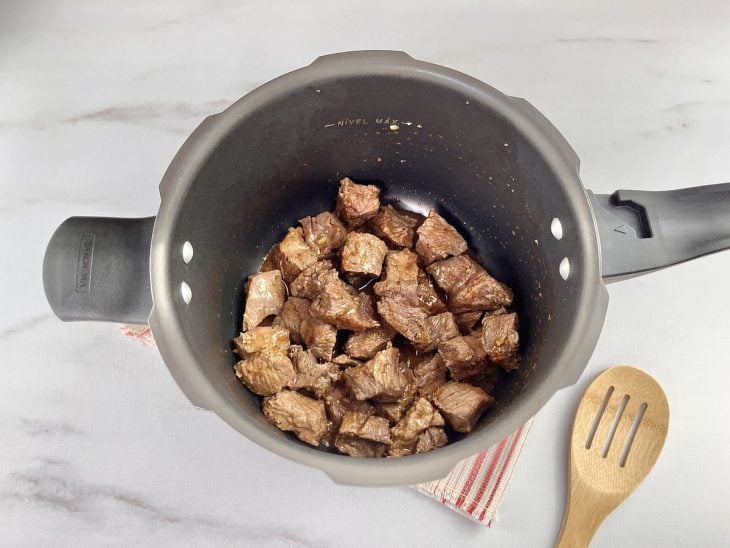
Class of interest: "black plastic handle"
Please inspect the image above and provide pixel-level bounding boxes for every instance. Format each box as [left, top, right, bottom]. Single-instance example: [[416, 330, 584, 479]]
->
[[588, 183, 730, 280], [43, 216, 155, 324]]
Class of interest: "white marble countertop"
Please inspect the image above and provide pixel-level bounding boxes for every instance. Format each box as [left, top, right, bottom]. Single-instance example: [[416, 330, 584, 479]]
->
[[2, 1, 730, 546]]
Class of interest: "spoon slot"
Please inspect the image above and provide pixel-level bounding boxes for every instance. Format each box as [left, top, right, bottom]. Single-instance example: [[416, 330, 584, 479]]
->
[[586, 385, 614, 449], [619, 403, 648, 467], [601, 394, 630, 458]]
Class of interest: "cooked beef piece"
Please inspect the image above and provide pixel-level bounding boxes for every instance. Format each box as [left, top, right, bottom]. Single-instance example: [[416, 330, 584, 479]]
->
[[433, 382, 494, 433], [338, 411, 391, 444], [389, 398, 445, 456], [373, 249, 420, 303], [234, 352, 296, 396], [234, 325, 290, 357], [341, 232, 388, 277], [344, 326, 396, 360], [324, 384, 374, 432], [277, 227, 319, 283], [369, 205, 421, 247], [416, 427, 448, 454], [454, 311, 484, 334], [287, 346, 340, 398], [342, 345, 413, 402], [438, 333, 489, 380], [243, 270, 287, 331], [481, 312, 520, 370], [290, 260, 339, 300], [373, 380, 416, 424], [427, 255, 513, 313], [466, 366, 501, 395], [416, 269, 447, 314], [310, 278, 379, 331], [299, 211, 347, 257], [272, 297, 310, 344], [332, 354, 363, 368], [263, 390, 329, 446], [415, 210, 468, 265], [413, 312, 460, 352], [412, 354, 448, 397], [335, 177, 381, 228], [334, 437, 389, 458], [376, 295, 430, 347], [260, 243, 282, 272]]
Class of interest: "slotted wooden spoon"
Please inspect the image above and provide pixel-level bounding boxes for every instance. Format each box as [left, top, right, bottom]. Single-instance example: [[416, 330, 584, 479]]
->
[[556, 366, 670, 548]]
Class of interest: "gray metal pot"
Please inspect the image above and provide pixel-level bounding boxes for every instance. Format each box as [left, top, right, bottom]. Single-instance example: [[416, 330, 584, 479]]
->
[[42, 51, 730, 486]]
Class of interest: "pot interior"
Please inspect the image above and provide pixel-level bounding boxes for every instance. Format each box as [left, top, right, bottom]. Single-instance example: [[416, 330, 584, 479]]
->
[[162, 68, 590, 452]]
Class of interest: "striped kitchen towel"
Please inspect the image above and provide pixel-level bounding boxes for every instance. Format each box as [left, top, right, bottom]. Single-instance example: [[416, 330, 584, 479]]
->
[[120, 324, 533, 527]]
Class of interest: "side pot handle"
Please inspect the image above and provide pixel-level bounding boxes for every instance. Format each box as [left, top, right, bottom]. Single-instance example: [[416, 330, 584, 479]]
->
[[43, 216, 155, 324], [588, 183, 730, 281]]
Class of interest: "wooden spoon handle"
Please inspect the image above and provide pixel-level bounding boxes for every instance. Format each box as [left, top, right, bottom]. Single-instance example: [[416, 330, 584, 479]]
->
[[555, 476, 619, 548]]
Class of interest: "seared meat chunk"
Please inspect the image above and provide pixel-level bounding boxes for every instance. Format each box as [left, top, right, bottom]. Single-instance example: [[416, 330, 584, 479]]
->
[[427, 255, 513, 313], [278, 227, 319, 283], [369, 205, 421, 247], [376, 295, 430, 347], [234, 352, 296, 396], [263, 390, 329, 446], [415, 210, 468, 265], [341, 232, 388, 277], [467, 366, 501, 395], [416, 269, 447, 314], [481, 312, 519, 370], [342, 345, 413, 402], [454, 311, 484, 334], [438, 333, 488, 380], [338, 411, 391, 444], [272, 297, 309, 344], [373, 381, 416, 424], [288, 346, 339, 398], [373, 249, 420, 303], [290, 260, 339, 300], [325, 384, 374, 431], [414, 312, 460, 352], [243, 270, 287, 331], [416, 427, 448, 454], [389, 398, 445, 456], [299, 211, 347, 257], [412, 354, 448, 397], [335, 177, 380, 228], [234, 325, 290, 356], [332, 354, 363, 368], [433, 382, 494, 433], [310, 278, 379, 331], [334, 437, 388, 458], [344, 326, 396, 360]]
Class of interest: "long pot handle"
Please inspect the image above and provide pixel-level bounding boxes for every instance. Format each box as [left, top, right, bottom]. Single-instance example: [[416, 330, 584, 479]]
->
[[587, 183, 730, 281], [43, 216, 155, 324]]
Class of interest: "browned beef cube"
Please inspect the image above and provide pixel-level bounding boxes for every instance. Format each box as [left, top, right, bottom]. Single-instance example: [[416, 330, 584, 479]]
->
[[416, 269, 447, 314], [413, 312, 460, 352], [389, 398, 445, 457], [416, 427, 448, 454], [277, 227, 319, 283], [332, 354, 363, 368], [324, 384, 374, 432], [344, 326, 396, 360], [234, 325, 290, 356], [412, 354, 448, 397], [438, 333, 488, 380], [300, 313, 337, 361], [260, 243, 282, 272], [373, 249, 420, 304], [415, 210, 468, 265], [467, 366, 501, 395], [433, 382, 494, 433], [341, 232, 388, 277], [335, 177, 381, 228], [369, 205, 421, 247], [427, 255, 513, 313], [310, 279, 379, 331], [263, 390, 329, 446], [234, 352, 296, 396], [338, 411, 391, 444], [481, 312, 519, 370], [342, 345, 413, 402], [299, 211, 347, 257], [290, 260, 339, 300], [373, 381, 416, 424], [287, 346, 340, 398], [454, 311, 484, 334], [334, 437, 389, 458], [272, 297, 310, 344], [243, 270, 287, 331], [376, 295, 430, 347]]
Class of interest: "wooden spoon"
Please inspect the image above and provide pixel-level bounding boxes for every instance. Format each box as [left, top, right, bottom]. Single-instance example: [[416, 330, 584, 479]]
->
[[556, 366, 669, 548]]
